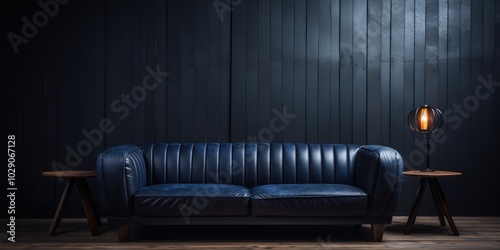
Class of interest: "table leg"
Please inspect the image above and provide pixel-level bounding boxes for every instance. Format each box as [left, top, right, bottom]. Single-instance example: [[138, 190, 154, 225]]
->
[[429, 178, 460, 236], [429, 183, 446, 227], [80, 179, 102, 227], [49, 179, 75, 235], [404, 178, 428, 235], [76, 178, 100, 235]]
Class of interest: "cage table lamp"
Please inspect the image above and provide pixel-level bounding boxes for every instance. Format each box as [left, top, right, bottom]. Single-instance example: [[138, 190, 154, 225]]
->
[[407, 105, 443, 172]]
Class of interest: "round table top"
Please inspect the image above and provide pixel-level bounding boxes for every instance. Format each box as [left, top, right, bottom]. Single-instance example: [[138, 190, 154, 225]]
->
[[42, 170, 96, 178], [403, 170, 462, 178]]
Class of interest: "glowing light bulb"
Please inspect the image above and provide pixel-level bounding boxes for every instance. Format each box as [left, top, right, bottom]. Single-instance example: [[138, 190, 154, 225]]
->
[[420, 108, 428, 131]]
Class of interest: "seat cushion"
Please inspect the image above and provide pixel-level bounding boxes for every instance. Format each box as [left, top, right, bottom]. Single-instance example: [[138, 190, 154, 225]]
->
[[250, 184, 368, 216], [134, 184, 251, 216]]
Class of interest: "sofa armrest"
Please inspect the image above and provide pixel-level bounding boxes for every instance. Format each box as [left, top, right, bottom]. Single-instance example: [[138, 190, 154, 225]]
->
[[96, 144, 146, 216], [354, 145, 403, 217]]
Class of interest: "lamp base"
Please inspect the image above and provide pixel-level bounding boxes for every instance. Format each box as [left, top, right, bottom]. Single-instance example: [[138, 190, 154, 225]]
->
[[420, 168, 435, 172]]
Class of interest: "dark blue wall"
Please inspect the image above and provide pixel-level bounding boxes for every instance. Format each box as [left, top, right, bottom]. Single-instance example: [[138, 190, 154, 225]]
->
[[2, 0, 500, 218]]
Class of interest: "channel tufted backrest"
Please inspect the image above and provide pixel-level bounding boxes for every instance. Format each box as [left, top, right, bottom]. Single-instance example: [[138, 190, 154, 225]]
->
[[139, 143, 361, 188]]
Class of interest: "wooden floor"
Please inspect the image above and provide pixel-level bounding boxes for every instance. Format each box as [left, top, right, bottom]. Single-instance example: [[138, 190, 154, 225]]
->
[[1, 216, 499, 249]]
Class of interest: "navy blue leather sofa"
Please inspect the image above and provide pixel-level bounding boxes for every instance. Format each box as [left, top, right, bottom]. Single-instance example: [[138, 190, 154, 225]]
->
[[96, 143, 403, 242]]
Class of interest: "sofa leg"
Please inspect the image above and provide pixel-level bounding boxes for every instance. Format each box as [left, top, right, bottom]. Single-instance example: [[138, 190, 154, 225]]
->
[[371, 224, 385, 242], [118, 224, 130, 242]]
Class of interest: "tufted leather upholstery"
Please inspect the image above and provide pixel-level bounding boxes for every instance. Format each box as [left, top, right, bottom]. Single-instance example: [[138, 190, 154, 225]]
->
[[97, 143, 403, 242], [138, 143, 360, 187], [97, 143, 403, 218]]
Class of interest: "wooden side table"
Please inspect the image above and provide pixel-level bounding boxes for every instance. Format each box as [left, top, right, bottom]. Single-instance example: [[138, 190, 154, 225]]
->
[[42, 170, 102, 236], [403, 170, 462, 236]]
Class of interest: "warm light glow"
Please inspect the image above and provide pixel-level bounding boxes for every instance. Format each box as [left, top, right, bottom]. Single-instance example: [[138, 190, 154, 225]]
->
[[408, 105, 442, 135], [420, 108, 429, 131]]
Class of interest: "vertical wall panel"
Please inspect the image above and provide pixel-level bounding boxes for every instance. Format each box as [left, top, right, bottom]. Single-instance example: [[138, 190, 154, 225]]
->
[[193, 0, 209, 142], [155, 0, 167, 142], [380, 0, 391, 146], [218, 3, 231, 143], [207, 0, 221, 142], [119, 0, 133, 145], [317, 0, 331, 143], [246, 1, 259, 141], [258, 0, 271, 141], [281, 0, 295, 142], [425, 0, 440, 106], [330, 0, 341, 143], [270, 0, 283, 142], [143, 0, 157, 143], [104, 0, 121, 148], [230, 0, 247, 142], [339, 0, 354, 144], [179, 0, 195, 142], [166, 0, 180, 142], [367, 0, 382, 145], [352, 0, 367, 145], [414, 0, 426, 108], [306, 0, 319, 143], [131, 0, 145, 144], [293, 0, 307, 143]]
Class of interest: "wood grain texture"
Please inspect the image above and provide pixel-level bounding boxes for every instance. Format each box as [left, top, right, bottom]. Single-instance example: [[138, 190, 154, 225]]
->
[[4, 217, 500, 248], [403, 170, 462, 178], [42, 171, 96, 178]]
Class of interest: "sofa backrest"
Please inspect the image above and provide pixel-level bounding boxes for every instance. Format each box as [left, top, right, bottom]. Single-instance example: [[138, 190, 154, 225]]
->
[[139, 143, 360, 188]]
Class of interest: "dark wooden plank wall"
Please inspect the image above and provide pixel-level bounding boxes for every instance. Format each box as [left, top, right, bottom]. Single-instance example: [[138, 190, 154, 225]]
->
[[3, 0, 500, 218]]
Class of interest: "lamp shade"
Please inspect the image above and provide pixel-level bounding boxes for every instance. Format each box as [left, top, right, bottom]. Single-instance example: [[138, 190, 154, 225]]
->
[[407, 105, 443, 133]]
